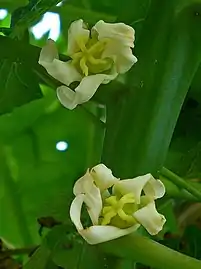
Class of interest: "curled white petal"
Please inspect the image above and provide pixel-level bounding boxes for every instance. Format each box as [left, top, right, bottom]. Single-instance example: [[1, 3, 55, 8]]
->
[[68, 19, 90, 56], [113, 174, 153, 204], [70, 194, 85, 231], [70, 189, 140, 245], [90, 164, 119, 191], [57, 72, 117, 109], [57, 85, 78, 110], [79, 224, 140, 245], [45, 60, 81, 86], [113, 174, 165, 204], [102, 42, 137, 74], [39, 39, 59, 63], [133, 202, 166, 235], [73, 170, 92, 195], [75, 73, 118, 101], [93, 20, 135, 48], [143, 178, 165, 199], [39, 40, 82, 86], [73, 171, 102, 225]]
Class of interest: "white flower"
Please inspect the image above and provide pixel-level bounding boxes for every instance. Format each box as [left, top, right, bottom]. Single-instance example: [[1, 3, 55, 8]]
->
[[70, 164, 166, 245], [39, 19, 137, 110]]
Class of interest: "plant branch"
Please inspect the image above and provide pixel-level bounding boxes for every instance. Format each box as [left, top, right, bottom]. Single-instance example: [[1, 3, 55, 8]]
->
[[160, 167, 201, 201], [0, 246, 38, 259], [100, 233, 201, 269]]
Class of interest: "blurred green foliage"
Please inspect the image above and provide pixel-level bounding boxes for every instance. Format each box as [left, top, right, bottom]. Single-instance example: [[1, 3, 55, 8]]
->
[[1, 0, 201, 269]]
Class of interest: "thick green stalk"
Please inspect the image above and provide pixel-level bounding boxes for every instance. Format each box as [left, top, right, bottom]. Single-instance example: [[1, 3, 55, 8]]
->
[[161, 167, 201, 201], [160, 176, 197, 201], [100, 2, 201, 269], [100, 233, 201, 269], [102, 2, 201, 178]]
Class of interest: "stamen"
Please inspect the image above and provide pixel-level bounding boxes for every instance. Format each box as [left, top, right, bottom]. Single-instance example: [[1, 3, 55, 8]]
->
[[119, 193, 135, 207], [71, 51, 83, 60], [80, 57, 88, 76], [88, 40, 105, 54], [100, 193, 137, 228], [76, 37, 87, 52], [117, 209, 136, 224], [102, 206, 112, 214], [105, 196, 117, 206], [88, 55, 108, 65], [101, 210, 116, 225], [71, 36, 111, 76]]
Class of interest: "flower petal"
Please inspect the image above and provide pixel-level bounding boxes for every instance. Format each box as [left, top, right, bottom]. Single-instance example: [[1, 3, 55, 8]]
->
[[68, 19, 90, 56], [57, 72, 117, 109], [41, 58, 82, 87], [133, 202, 166, 235], [75, 73, 117, 101], [113, 174, 153, 204], [39, 39, 59, 63], [79, 224, 140, 245], [57, 85, 78, 110], [73, 170, 93, 195], [143, 178, 165, 199], [93, 20, 135, 48], [73, 171, 102, 225], [70, 194, 85, 231], [102, 42, 137, 74], [90, 164, 119, 191]]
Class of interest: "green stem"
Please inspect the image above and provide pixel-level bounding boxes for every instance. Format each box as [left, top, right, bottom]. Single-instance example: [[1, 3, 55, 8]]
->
[[0, 246, 38, 259], [100, 233, 201, 269], [160, 167, 201, 201], [160, 176, 197, 201]]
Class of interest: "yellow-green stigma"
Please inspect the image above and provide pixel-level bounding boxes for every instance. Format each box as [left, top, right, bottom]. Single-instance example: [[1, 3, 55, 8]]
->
[[71, 36, 113, 76], [100, 193, 138, 228]]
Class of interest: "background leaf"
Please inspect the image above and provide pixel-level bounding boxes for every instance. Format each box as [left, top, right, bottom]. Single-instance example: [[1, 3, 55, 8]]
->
[[0, 59, 42, 114]]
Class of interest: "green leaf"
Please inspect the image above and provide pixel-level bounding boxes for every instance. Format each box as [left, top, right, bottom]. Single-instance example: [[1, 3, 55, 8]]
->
[[0, 92, 55, 141], [24, 225, 107, 269], [58, 4, 116, 32], [0, 35, 43, 114], [9, 0, 63, 38], [23, 245, 52, 269], [0, 59, 42, 115], [165, 97, 201, 178], [24, 225, 77, 269], [44, 225, 106, 269], [0, 0, 28, 6], [102, 1, 201, 178], [0, 96, 100, 245], [0, 0, 27, 2], [0, 35, 40, 65]]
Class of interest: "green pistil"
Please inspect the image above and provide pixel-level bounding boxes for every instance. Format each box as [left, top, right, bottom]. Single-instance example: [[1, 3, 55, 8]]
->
[[71, 37, 112, 76], [101, 193, 137, 227]]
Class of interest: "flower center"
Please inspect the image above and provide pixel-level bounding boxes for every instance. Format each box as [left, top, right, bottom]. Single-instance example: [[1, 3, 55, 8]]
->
[[100, 193, 138, 228], [71, 36, 113, 76]]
